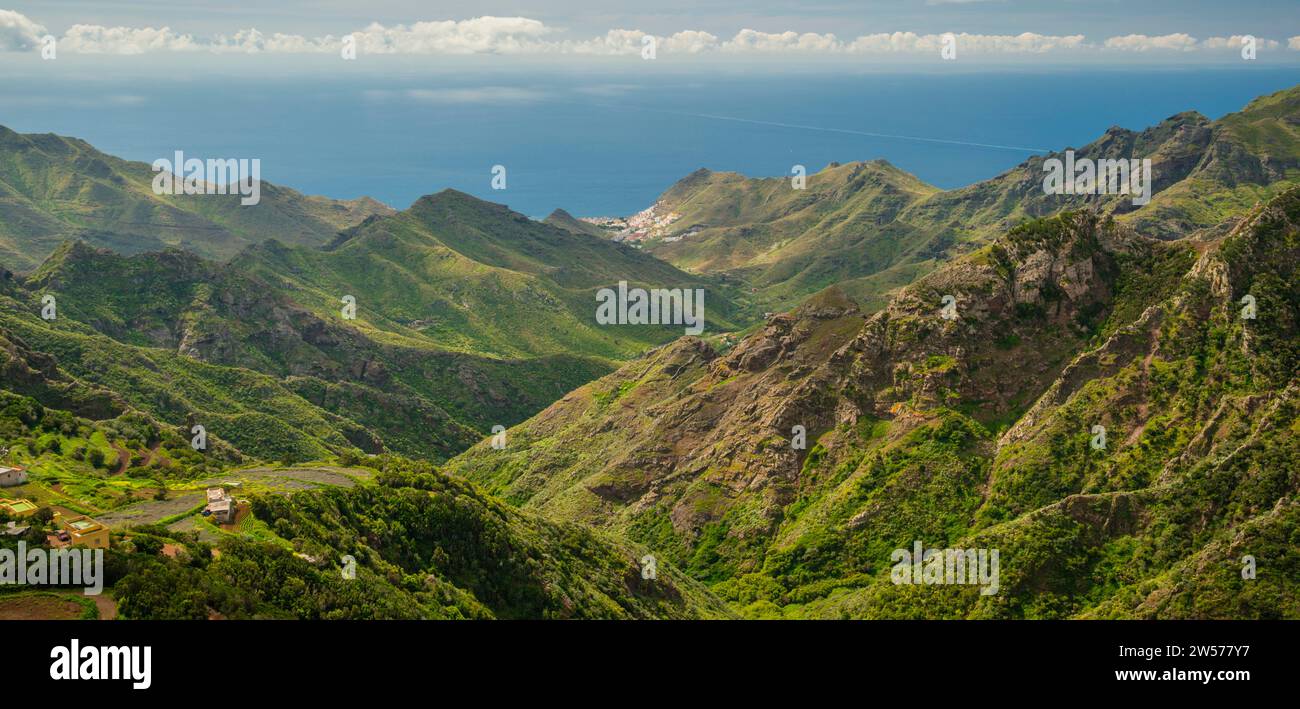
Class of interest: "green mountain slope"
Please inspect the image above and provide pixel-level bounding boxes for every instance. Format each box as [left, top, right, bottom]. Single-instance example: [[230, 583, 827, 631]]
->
[[637, 84, 1300, 314], [0, 395, 731, 619], [0, 173, 753, 463], [644, 160, 941, 311], [446, 186, 1300, 619], [109, 462, 733, 619], [233, 189, 746, 360], [1, 241, 617, 461], [0, 125, 394, 271], [544, 208, 611, 238]]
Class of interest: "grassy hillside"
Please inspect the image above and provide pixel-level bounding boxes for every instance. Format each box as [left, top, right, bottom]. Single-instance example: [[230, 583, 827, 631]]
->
[[447, 186, 1300, 619], [544, 208, 612, 238], [0, 399, 730, 619], [0, 125, 393, 272], [234, 189, 748, 360], [0, 183, 756, 463], [645, 161, 941, 311], [2, 241, 620, 461]]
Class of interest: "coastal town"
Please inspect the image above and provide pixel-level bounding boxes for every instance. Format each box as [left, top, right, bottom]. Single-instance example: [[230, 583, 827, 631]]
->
[[579, 201, 692, 245]]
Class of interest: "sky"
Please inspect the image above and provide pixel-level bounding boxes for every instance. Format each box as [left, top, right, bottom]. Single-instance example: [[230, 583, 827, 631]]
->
[[9, 1, 1300, 39], [2, 1, 1300, 67], [2, 2, 1298, 214]]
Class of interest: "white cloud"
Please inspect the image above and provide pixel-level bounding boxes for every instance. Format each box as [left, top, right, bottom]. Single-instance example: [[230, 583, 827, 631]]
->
[[59, 24, 201, 54], [557, 29, 719, 55], [209, 28, 335, 54], [1201, 35, 1280, 50], [847, 31, 1084, 53], [0, 8, 46, 51], [663, 30, 721, 54], [562, 29, 648, 55], [1103, 33, 1199, 52], [1, 10, 1297, 60], [350, 17, 553, 55], [722, 30, 842, 53]]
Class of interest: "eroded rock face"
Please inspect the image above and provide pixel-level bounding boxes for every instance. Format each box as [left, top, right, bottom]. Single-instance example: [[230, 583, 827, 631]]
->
[[448, 195, 1300, 607], [0, 330, 124, 419]]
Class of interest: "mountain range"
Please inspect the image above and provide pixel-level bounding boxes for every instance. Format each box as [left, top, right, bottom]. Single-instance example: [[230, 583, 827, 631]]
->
[[0, 125, 395, 272], [448, 189, 1299, 618], [638, 86, 1300, 313], [1, 84, 1298, 619], [0, 160, 745, 462]]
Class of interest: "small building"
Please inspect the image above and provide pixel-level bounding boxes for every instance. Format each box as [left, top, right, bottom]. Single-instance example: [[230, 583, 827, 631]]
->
[[204, 487, 237, 524], [52, 512, 109, 549], [0, 466, 27, 487], [4, 521, 30, 536], [0, 497, 38, 518]]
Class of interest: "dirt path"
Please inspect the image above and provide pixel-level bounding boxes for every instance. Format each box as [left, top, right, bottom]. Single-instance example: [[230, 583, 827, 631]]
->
[[93, 594, 118, 620], [110, 442, 130, 476], [141, 442, 168, 469]]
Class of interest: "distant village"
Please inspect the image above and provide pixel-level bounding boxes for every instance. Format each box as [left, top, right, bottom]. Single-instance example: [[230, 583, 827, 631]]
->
[[583, 202, 696, 245], [1, 459, 239, 552], [2, 463, 111, 549]]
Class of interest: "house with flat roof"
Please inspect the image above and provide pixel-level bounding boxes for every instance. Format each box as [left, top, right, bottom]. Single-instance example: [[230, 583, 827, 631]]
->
[[52, 512, 109, 549], [0, 466, 28, 487], [0, 497, 38, 518], [204, 487, 237, 523]]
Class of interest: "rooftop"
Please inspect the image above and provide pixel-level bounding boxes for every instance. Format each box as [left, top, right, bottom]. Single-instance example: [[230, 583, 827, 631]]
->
[[2, 499, 37, 513]]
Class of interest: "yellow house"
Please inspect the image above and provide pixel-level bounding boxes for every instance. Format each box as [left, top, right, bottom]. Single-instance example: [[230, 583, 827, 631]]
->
[[0, 497, 38, 518], [53, 512, 110, 549]]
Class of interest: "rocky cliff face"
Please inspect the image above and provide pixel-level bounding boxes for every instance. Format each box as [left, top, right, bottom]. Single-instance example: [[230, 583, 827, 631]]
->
[[447, 187, 1299, 618]]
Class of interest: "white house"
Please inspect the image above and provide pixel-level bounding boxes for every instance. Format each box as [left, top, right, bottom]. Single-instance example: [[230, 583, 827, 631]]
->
[[204, 487, 237, 523], [0, 466, 28, 487]]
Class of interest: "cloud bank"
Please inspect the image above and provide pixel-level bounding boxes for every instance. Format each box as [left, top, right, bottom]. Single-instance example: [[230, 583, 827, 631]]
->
[[0, 8, 46, 50], [1, 11, 1297, 57]]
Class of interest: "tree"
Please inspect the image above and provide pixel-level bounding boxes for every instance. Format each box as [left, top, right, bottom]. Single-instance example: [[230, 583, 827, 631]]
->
[[131, 535, 165, 556]]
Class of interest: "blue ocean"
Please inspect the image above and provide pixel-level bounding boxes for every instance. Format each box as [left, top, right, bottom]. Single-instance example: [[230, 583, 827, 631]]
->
[[3, 66, 1298, 218]]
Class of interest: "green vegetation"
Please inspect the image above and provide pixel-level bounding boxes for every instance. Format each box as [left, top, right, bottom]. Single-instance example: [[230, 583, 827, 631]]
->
[[107, 461, 731, 620], [449, 183, 1300, 620], [2, 86, 1299, 621], [642, 86, 1300, 317], [0, 125, 393, 272]]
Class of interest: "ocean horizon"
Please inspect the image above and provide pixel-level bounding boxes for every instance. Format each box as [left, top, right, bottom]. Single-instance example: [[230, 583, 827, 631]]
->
[[3, 65, 1298, 218]]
